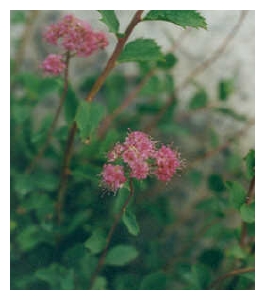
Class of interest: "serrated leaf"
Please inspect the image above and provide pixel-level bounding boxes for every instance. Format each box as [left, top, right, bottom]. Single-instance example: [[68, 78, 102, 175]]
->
[[122, 209, 140, 236], [225, 181, 246, 209], [240, 203, 255, 223], [75, 101, 106, 140], [157, 53, 178, 69], [118, 38, 164, 63], [98, 10, 119, 34], [244, 149, 255, 179], [84, 229, 106, 254], [105, 244, 138, 266], [143, 10, 207, 29], [189, 89, 208, 109]]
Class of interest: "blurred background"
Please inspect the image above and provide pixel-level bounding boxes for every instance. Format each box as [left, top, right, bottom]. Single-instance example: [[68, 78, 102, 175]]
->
[[10, 10, 255, 290]]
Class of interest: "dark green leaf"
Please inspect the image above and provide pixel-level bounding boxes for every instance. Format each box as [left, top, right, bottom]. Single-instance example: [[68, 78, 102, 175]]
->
[[98, 10, 119, 34], [143, 10, 207, 29], [189, 89, 208, 109], [219, 78, 234, 101], [157, 53, 178, 69], [240, 202, 255, 223], [84, 228, 106, 254], [118, 39, 164, 63], [105, 244, 138, 266], [182, 264, 211, 289], [199, 248, 224, 270], [122, 209, 140, 236], [207, 174, 225, 193], [225, 181, 246, 209], [244, 149, 255, 179], [75, 101, 106, 140], [140, 271, 168, 290]]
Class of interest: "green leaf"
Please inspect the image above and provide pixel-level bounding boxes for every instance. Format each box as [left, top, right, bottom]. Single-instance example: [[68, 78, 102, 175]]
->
[[140, 271, 168, 290], [188, 170, 203, 187], [143, 10, 207, 29], [240, 202, 255, 223], [207, 174, 225, 193], [219, 78, 235, 101], [182, 264, 211, 289], [92, 276, 108, 290], [122, 209, 140, 236], [214, 107, 246, 121], [84, 229, 106, 254], [227, 244, 247, 259], [225, 181, 246, 209], [63, 85, 79, 123], [157, 53, 178, 69], [118, 39, 164, 63], [189, 89, 208, 109], [75, 101, 106, 140], [199, 248, 224, 270], [244, 149, 255, 179], [105, 244, 138, 266], [98, 10, 119, 34]]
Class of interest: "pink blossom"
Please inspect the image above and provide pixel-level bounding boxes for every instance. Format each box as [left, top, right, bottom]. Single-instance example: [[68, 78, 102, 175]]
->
[[43, 14, 108, 58], [102, 164, 127, 192], [129, 160, 149, 180], [40, 54, 66, 75], [154, 145, 181, 182], [107, 143, 125, 162]]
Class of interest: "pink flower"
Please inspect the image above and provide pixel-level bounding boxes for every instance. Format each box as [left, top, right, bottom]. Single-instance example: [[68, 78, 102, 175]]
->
[[154, 145, 181, 182], [102, 164, 127, 192], [107, 143, 125, 162], [40, 54, 66, 75], [43, 14, 108, 58], [129, 160, 149, 180]]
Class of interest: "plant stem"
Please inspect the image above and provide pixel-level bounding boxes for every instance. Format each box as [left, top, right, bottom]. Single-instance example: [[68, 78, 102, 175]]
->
[[208, 267, 255, 289], [55, 10, 144, 226], [26, 51, 71, 174], [88, 179, 134, 289], [240, 176, 255, 248]]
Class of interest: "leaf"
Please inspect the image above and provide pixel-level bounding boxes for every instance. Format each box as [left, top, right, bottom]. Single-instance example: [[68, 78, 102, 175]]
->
[[140, 271, 168, 290], [219, 78, 234, 101], [244, 149, 255, 179], [199, 248, 224, 270], [240, 203, 255, 223], [105, 244, 138, 266], [225, 181, 246, 209], [157, 53, 178, 69], [122, 209, 140, 236], [84, 229, 106, 254], [98, 10, 119, 34], [92, 276, 108, 290], [118, 39, 164, 63], [182, 264, 211, 289], [63, 85, 79, 123], [214, 107, 246, 121], [75, 101, 106, 140], [207, 174, 225, 193], [143, 10, 207, 29], [189, 89, 208, 109]]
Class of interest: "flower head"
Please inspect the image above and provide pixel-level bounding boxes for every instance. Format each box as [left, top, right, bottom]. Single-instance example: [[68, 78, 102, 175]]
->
[[40, 54, 66, 75], [102, 164, 127, 192]]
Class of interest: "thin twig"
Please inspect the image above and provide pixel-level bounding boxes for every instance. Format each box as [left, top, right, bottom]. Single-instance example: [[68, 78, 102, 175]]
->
[[88, 179, 134, 289], [25, 52, 71, 174], [55, 10, 144, 227], [240, 176, 255, 248], [208, 267, 255, 289]]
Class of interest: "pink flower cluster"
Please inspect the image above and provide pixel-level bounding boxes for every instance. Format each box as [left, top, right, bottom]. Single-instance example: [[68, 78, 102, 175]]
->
[[102, 131, 181, 192], [41, 54, 66, 75], [40, 14, 108, 75]]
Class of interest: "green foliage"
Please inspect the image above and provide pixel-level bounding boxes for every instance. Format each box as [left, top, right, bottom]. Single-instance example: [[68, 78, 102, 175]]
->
[[219, 78, 235, 101], [118, 38, 164, 63], [105, 245, 139, 266], [240, 202, 255, 223], [122, 208, 140, 236], [98, 10, 119, 34], [75, 101, 106, 140], [189, 89, 208, 109], [143, 10, 207, 29], [10, 10, 254, 291], [244, 149, 255, 179], [225, 181, 246, 209]]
